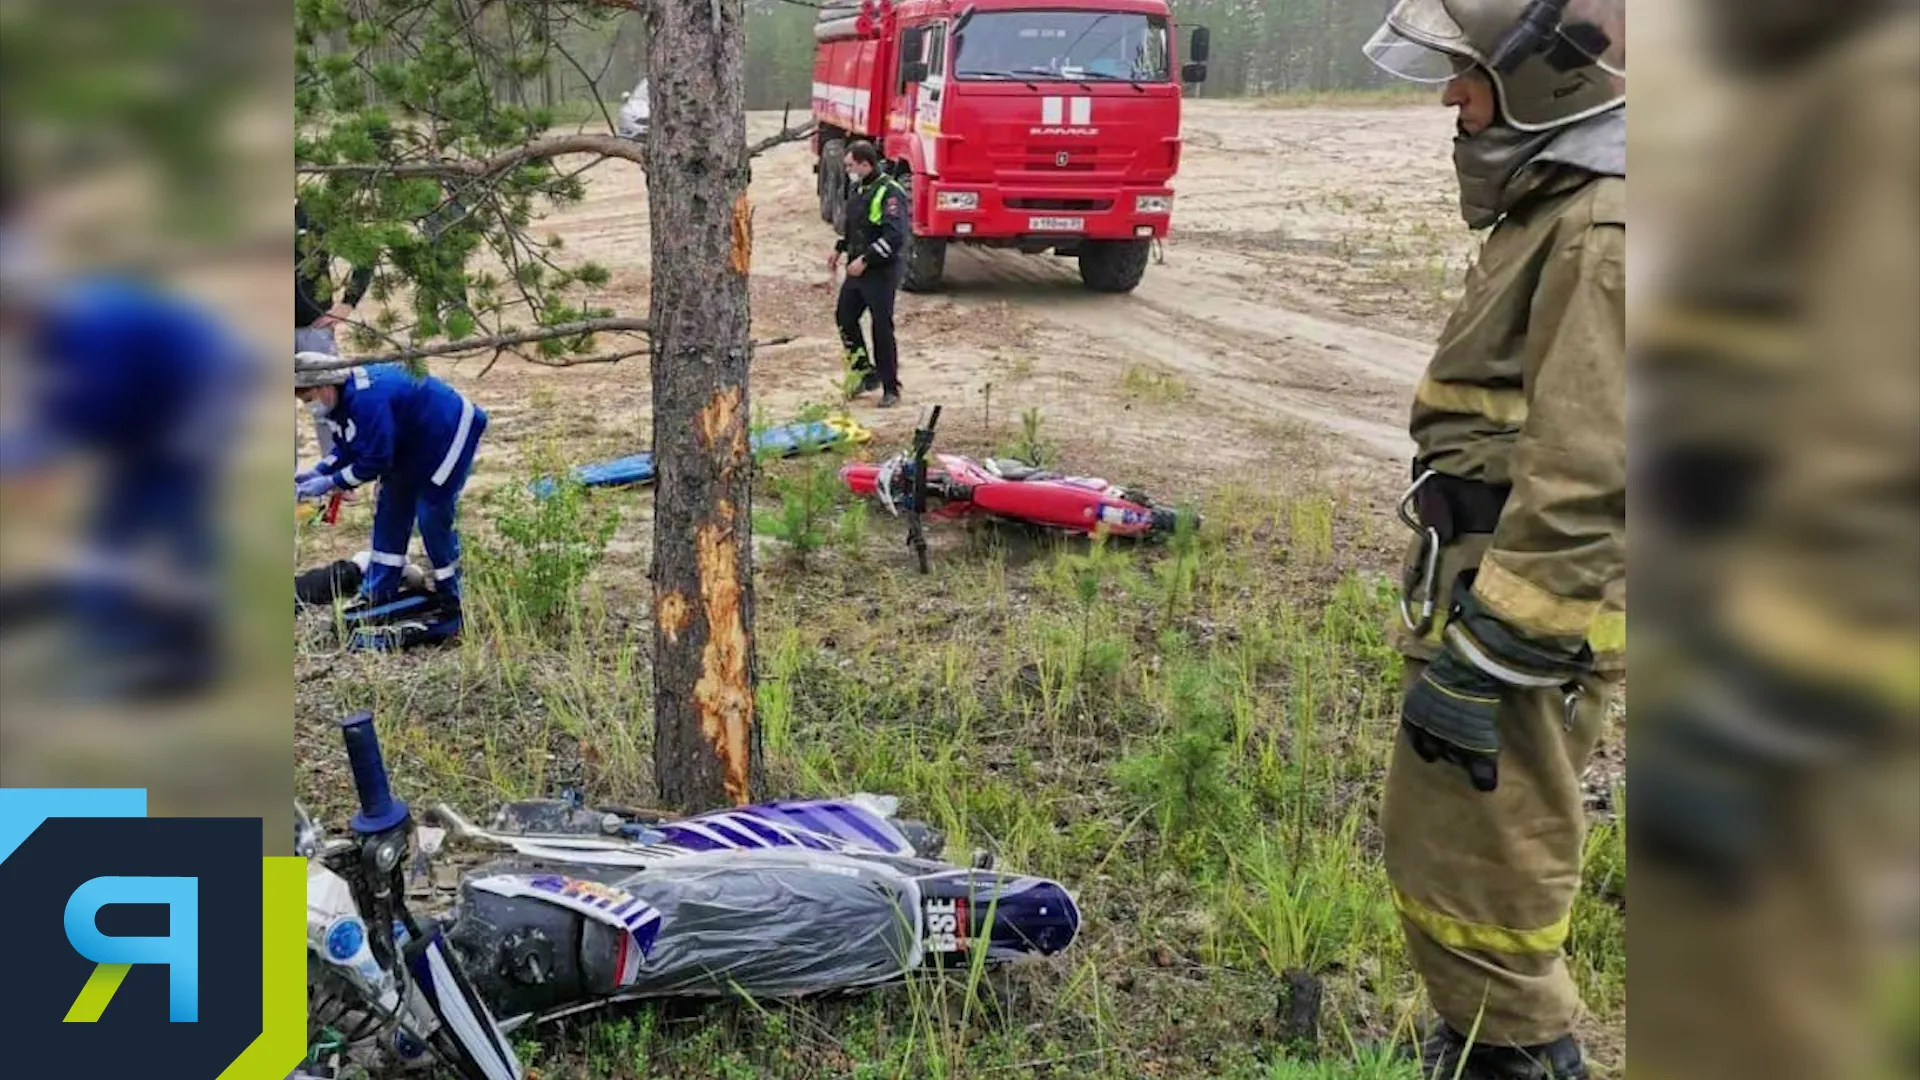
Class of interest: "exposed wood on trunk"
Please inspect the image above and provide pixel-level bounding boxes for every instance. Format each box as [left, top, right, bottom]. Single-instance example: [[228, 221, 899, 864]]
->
[[657, 591, 690, 645], [693, 504, 753, 806], [645, 0, 761, 812], [730, 193, 754, 275]]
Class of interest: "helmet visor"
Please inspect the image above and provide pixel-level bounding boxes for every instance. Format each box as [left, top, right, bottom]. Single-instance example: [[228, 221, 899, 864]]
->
[[1363, 22, 1472, 84]]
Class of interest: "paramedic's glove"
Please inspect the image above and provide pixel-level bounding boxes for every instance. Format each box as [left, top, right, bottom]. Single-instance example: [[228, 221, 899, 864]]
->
[[295, 463, 321, 485], [296, 471, 338, 501], [1401, 649, 1505, 792]]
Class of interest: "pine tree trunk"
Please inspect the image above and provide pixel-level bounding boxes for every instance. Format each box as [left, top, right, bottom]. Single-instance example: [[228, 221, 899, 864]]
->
[[644, 0, 762, 812]]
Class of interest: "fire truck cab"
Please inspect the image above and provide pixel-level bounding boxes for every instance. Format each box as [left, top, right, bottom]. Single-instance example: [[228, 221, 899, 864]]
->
[[811, 0, 1208, 293]]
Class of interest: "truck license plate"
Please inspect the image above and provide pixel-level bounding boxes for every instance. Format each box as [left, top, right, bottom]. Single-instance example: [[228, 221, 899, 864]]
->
[[1028, 216, 1085, 232]]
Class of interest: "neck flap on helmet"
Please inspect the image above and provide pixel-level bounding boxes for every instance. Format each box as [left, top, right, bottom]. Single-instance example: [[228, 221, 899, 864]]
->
[[1454, 105, 1625, 229]]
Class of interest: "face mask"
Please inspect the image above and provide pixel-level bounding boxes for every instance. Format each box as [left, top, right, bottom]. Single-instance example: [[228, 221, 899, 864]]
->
[[306, 400, 332, 419], [1452, 122, 1560, 229]]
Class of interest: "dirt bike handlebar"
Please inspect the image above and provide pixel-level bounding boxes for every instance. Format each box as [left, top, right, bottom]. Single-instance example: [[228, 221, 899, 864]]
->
[[341, 710, 411, 835], [907, 406, 942, 573]]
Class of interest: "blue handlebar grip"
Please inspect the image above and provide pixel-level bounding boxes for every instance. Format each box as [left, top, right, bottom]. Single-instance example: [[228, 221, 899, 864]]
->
[[340, 711, 410, 835]]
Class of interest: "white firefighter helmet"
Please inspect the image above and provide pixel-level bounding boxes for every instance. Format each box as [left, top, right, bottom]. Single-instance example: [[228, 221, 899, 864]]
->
[[1365, 0, 1625, 131]]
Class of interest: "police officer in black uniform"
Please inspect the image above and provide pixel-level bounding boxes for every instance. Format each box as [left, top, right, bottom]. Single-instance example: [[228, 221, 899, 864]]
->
[[829, 140, 908, 408]]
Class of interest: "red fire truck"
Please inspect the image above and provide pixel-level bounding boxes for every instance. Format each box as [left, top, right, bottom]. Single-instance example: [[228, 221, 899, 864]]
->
[[810, 0, 1209, 294]]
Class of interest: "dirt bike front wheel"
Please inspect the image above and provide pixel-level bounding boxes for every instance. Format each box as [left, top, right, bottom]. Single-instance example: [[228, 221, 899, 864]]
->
[[1148, 506, 1202, 538]]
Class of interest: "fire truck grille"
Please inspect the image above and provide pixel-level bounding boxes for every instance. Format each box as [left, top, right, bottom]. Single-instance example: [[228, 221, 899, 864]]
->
[[1022, 145, 1099, 171], [1005, 197, 1113, 212]]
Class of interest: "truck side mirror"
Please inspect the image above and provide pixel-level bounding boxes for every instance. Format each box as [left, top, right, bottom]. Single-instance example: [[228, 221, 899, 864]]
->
[[1181, 62, 1209, 85], [1189, 26, 1211, 64], [900, 27, 926, 88]]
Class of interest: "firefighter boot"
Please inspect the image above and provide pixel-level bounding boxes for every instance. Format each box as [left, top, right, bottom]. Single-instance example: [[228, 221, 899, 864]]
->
[[1420, 1027, 1588, 1080]]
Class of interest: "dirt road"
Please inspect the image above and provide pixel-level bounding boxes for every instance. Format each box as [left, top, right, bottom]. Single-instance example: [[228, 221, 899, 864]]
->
[[450, 99, 1468, 504]]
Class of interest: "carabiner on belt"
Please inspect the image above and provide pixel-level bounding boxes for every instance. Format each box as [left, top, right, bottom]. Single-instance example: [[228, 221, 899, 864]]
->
[[1397, 469, 1441, 636]]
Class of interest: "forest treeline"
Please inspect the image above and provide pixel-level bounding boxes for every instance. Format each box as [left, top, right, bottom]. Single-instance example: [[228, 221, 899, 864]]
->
[[454, 0, 1400, 115], [743, 0, 1395, 108]]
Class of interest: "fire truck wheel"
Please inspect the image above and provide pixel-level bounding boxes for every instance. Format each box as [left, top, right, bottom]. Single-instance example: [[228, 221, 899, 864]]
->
[[1077, 239, 1152, 293], [820, 138, 847, 232], [902, 235, 947, 293]]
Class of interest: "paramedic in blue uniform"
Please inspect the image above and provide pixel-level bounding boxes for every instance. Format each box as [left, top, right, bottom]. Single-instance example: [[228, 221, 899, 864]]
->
[[293, 353, 486, 648], [830, 140, 908, 408], [0, 245, 249, 696]]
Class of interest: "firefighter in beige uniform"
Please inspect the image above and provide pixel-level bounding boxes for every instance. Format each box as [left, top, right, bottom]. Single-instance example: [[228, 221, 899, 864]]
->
[[1362, 1, 1625, 1076]]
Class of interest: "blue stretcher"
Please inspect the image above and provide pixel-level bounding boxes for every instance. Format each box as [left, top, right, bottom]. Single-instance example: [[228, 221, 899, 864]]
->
[[531, 417, 872, 498]]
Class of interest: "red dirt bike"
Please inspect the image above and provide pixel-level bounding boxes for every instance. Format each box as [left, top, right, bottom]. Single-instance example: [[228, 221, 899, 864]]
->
[[839, 406, 1195, 572]]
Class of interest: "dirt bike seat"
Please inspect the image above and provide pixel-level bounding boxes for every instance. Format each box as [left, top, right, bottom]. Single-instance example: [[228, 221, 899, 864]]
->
[[984, 459, 1052, 482]]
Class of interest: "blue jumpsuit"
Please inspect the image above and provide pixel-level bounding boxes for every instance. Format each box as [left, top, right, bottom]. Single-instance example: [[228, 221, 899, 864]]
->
[[2, 276, 249, 684], [314, 365, 486, 612]]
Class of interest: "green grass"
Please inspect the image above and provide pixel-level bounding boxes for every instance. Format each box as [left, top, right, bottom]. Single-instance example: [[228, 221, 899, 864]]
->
[[294, 454, 1626, 1078], [1121, 363, 1193, 403]]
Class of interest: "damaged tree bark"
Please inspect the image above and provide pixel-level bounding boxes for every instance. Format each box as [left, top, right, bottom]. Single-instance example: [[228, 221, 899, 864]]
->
[[644, 0, 762, 811]]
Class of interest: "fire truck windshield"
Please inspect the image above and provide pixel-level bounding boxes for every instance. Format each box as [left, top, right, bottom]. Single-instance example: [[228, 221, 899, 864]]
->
[[953, 11, 1171, 83]]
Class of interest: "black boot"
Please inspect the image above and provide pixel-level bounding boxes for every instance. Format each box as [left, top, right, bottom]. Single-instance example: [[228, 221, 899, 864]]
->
[[1421, 1027, 1587, 1080], [348, 593, 463, 653]]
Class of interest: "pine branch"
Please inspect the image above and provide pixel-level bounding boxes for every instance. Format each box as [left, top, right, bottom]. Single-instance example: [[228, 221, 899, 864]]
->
[[303, 317, 654, 370], [304, 324, 799, 372], [299, 116, 816, 182], [748, 112, 817, 157], [299, 133, 646, 178], [522, 346, 652, 368]]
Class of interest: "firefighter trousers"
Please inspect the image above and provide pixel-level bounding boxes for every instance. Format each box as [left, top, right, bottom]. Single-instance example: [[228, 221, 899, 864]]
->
[[1383, 658, 1618, 1046], [835, 268, 900, 394]]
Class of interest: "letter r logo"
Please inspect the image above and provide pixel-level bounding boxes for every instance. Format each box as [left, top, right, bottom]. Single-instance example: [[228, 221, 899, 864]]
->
[[62, 876, 199, 1022]]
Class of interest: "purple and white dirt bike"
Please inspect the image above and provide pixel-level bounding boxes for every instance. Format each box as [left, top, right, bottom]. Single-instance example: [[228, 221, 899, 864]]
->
[[299, 712, 1081, 1079]]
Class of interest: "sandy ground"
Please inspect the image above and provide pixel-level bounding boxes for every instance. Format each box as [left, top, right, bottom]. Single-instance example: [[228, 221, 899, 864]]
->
[[423, 99, 1471, 510]]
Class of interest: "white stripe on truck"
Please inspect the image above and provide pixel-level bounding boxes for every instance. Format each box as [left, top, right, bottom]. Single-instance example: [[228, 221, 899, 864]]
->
[[811, 81, 873, 129]]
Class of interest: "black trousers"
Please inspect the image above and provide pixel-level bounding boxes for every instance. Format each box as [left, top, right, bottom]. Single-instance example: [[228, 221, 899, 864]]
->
[[835, 265, 901, 393]]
